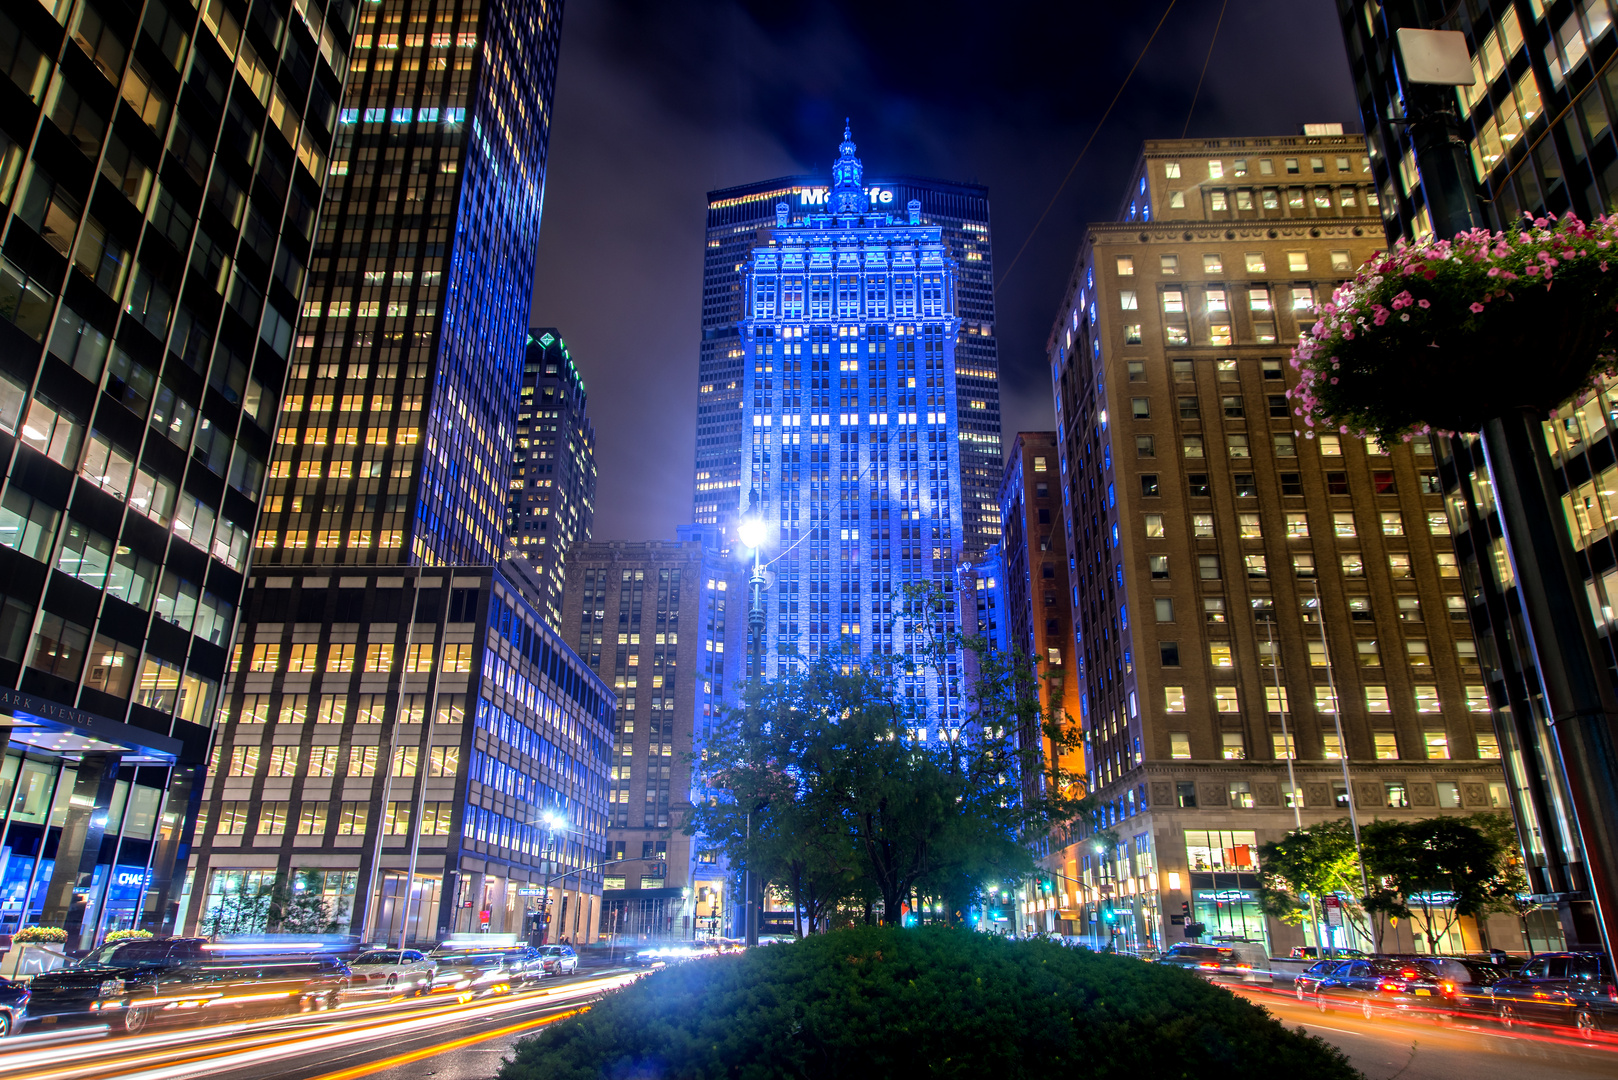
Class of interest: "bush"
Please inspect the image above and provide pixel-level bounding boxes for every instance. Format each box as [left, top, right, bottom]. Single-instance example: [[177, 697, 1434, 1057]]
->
[[13, 927, 68, 944], [104, 929, 155, 943], [500, 927, 1358, 1080]]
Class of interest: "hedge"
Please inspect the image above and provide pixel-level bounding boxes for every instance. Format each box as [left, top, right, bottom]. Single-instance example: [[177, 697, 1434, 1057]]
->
[[499, 926, 1358, 1079]]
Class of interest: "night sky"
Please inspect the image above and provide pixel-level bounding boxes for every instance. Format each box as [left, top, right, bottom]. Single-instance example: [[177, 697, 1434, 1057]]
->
[[529, 0, 1358, 543]]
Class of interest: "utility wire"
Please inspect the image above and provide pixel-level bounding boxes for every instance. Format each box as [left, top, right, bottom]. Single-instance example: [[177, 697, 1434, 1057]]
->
[[1181, 0, 1229, 139], [995, 0, 1179, 290]]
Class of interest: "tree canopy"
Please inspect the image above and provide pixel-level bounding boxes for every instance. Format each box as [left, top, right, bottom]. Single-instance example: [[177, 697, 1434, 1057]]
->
[[685, 592, 1086, 929], [1257, 813, 1527, 952]]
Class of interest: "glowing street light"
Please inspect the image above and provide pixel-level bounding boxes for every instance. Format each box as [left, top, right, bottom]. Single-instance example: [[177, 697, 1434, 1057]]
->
[[736, 516, 767, 550]]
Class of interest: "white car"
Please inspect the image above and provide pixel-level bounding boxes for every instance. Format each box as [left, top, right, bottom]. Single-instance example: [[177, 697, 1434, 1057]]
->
[[349, 949, 436, 995]]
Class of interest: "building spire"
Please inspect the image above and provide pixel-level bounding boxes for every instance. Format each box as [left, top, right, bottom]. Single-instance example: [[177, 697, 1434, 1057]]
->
[[831, 119, 866, 214]]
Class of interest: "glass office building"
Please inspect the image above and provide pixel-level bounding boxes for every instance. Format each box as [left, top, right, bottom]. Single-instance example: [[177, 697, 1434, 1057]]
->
[[251, 0, 560, 568], [699, 144, 1000, 554], [181, 0, 613, 945], [734, 128, 968, 722], [0, 0, 350, 944]]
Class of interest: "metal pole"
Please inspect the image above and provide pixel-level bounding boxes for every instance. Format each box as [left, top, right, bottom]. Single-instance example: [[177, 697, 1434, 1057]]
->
[[1313, 580, 1371, 946], [398, 571, 443, 951], [1268, 621, 1326, 954], [361, 584, 423, 945], [745, 534, 764, 948]]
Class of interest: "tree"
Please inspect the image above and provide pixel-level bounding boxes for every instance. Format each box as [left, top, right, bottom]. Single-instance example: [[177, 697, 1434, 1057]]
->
[[1256, 820, 1376, 952], [685, 585, 1086, 930], [204, 875, 273, 937], [1360, 813, 1527, 953], [272, 871, 345, 934]]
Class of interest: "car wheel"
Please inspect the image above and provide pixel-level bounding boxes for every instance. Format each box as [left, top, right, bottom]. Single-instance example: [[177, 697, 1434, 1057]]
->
[[1497, 1003, 1516, 1028], [1575, 1007, 1599, 1038], [327, 991, 342, 1011], [1296, 981, 1307, 1001], [385, 974, 397, 993], [0, 1010, 11, 1038], [123, 1006, 154, 1034], [1361, 996, 1375, 1021], [1316, 992, 1330, 1014]]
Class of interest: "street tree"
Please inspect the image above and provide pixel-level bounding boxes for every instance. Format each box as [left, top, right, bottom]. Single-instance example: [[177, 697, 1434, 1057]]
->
[[686, 584, 1086, 929], [1256, 819, 1376, 951], [1360, 813, 1528, 952]]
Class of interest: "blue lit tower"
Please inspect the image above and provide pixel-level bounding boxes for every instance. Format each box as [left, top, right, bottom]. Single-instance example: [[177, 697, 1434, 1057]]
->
[[698, 151, 999, 555], [738, 127, 966, 724]]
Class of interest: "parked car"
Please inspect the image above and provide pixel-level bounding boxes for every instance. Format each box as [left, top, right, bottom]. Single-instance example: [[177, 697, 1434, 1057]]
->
[[348, 949, 437, 996], [25, 939, 350, 1033], [538, 945, 578, 976], [1157, 942, 1268, 983], [1294, 959, 1351, 1001], [1490, 952, 1618, 1037], [1314, 958, 1447, 1019], [1289, 947, 1366, 960], [0, 975, 29, 1037]]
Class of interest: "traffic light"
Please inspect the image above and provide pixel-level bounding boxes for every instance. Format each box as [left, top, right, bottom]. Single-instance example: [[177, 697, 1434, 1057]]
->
[[1180, 901, 1191, 920]]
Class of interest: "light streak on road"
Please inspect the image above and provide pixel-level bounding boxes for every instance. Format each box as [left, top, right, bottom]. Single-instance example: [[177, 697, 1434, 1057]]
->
[[4, 973, 638, 1080]]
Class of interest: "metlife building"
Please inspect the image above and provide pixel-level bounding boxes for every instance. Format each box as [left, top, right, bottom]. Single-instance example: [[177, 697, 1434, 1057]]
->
[[696, 148, 1000, 554]]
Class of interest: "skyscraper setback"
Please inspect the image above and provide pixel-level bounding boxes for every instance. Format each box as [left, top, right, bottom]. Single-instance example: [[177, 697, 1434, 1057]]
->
[[183, 0, 613, 946], [698, 147, 1000, 553], [734, 128, 968, 721], [0, 0, 348, 943]]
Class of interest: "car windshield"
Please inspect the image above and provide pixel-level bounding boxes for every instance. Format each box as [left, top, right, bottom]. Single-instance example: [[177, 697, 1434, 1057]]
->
[[78, 941, 172, 967], [354, 952, 400, 965]]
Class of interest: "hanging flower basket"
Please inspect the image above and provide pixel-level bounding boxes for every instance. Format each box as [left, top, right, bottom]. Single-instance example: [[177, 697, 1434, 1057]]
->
[[1289, 214, 1618, 441]]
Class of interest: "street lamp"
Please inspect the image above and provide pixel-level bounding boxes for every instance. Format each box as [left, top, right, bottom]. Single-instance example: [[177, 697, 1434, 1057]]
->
[[735, 513, 767, 948]]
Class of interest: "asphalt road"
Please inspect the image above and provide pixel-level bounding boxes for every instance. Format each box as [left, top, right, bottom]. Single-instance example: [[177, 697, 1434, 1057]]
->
[[6, 968, 639, 1080], [1236, 986, 1618, 1080]]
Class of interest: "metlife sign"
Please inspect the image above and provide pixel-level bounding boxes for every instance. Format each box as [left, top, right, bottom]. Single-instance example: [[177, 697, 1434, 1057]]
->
[[798, 186, 896, 207]]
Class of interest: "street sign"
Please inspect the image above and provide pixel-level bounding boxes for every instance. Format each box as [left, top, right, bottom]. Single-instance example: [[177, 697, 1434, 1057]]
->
[[1323, 896, 1344, 927], [517, 888, 544, 896]]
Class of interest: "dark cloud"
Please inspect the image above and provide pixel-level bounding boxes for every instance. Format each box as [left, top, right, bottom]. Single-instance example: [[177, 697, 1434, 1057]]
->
[[530, 0, 1356, 542]]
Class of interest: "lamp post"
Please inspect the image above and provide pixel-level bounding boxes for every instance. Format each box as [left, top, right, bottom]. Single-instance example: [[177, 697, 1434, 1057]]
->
[[735, 514, 767, 948], [522, 809, 568, 943]]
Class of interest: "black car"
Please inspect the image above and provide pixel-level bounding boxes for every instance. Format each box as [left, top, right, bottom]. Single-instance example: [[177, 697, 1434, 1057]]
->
[[0, 975, 28, 1037], [1382, 955, 1505, 1018], [1491, 952, 1618, 1037], [25, 938, 350, 1033]]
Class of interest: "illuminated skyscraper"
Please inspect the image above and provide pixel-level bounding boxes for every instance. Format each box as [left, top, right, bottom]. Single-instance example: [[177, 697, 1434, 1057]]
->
[[182, 0, 613, 946], [506, 327, 596, 628], [699, 148, 1000, 553], [0, 0, 350, 943], [253, 0, 560, 566], [735, 127, 967, 723]]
